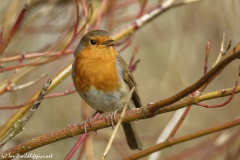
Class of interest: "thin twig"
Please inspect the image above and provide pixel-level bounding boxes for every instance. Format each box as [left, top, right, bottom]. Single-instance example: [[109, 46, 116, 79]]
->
[[204, 40, 210, 75], [3, 54, 25, 93], [106, 1, 115, 31], [162, 0, 176, 8], [0, 62, 72, 138], [0, 0, 80, 73], [197, 77, 239, 108], [81, 0, 88, 18], [0, 79, 52, 148], [101, 87, 135, 160], [117, 35, 134, 53], [128, 46, 140, 72], [0, 89, 76, 109], [149, 108, 187, 160], [0, 3, 28, 56], [8, 74, 48, 91], [137, 0, 148, 18], [123, 117, 240, 160], [0, 50, 73, 63], [162, 40, 210, 155], [151, 44, 240, 115], [212, 33, 226, 68], [94, 0, 108, 30], [65, 113, 100, 160], [113, 0, 200, 41], [1, 83, 240, 157], [168, 107, 191, 139]]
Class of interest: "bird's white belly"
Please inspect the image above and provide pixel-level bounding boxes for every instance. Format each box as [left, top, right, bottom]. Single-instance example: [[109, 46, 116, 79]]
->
[[79, 84, 129, 112]]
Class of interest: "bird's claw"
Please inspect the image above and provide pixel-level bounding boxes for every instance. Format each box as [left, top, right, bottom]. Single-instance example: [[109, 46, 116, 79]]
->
[[81, 117, 93, 133], [105, 109, 118, 130]]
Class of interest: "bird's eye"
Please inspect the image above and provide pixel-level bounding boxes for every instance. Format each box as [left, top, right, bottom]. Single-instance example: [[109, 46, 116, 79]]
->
[[90, 40, 96, 45]]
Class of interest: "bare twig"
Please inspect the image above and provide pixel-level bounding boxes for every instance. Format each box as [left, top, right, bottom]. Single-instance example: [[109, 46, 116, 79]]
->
[[8, 74, 48, 92], [101, 87, 135, 160], [204, 40, 210, 75], [0, 2, 28, 56], [0, 88, 76, 109], [113, 0, 200, 41], [168, 107, 191, 139], [0, 0, 80, 73], [137, 0, 148, 18], [161, 39, 209, 155], [151, 39, 211, 160], [183, 0, 202, 3], [197, 76, 239, 108], [151, 44, 240, 115], [81, 0, 88, 18], [64, 113, 100, 160], [0, 62, 72, 138], [123, 117, 240, 160], [117, 35, 134, 53], [0, 79, 52, 148], [212, 33, 226, 67], [1, 83, 240, 158], [0, 50, 73, 63], [149, 108, 187, 160], [149, 43, 240, 160], [94, 0, 108, 29], [128, 46, 140, 72], [2, 54, 25, 93]]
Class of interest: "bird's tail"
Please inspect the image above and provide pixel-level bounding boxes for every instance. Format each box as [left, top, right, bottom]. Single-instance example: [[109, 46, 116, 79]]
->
[[122, 122, 142, 150]]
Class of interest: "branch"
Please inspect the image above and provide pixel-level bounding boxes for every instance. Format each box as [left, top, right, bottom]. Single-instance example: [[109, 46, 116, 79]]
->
[[0, 0, 197, 139], [101, 87, 135, 160], [1, 83, 239, 158], [113, 0, 200, 41], [150, 43, 240, 115], [123, 117, 240, 160], [0, 2, 28, 56], [0, 79, 52, 148], [0, 62, 72, 138]]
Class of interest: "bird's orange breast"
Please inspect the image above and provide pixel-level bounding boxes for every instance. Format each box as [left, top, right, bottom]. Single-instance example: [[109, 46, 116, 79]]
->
[[73, 46, 121, 93]]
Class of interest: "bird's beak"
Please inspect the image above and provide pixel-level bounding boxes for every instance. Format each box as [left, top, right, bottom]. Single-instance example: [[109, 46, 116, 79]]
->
[[102, 39, 115, 46]]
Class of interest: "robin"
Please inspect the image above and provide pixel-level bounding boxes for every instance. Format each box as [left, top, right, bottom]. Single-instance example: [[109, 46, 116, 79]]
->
[[72, 30, 142, 150]]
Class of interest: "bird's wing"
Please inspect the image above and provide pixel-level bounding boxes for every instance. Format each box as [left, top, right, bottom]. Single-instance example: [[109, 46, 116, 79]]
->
[[116, 55, 142, 108]]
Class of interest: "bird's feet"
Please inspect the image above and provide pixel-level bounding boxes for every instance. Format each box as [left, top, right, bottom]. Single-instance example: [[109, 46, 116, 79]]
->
[[80, 118, 93, 133], [81, 110, 102, 133], [105, 109, 118, 130]]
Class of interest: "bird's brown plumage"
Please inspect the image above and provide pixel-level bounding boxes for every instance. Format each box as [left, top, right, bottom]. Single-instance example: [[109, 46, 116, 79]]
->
[[72, 30, 142, 150]]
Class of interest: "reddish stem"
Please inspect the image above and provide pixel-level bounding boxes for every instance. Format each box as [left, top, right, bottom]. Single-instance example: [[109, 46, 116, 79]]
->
[[0, 29, 3, 47], [204, 40, 210, 75], [128, 46, 139, 72], [137, 0, 148, 18], [67, 82, 75, 91], [118, 36, 133, 53], [64, 113, 100, 160], [65, 134, 88, 160], [80, 0, 88, 18], [168, 106, 191, 139], [0, 0, 81, 73], [0, 5, 27, 56], [113, 0, 138, 9], [94, 0, 108, 29], [198, 78, 239, 108], [107, 1, 115, 31], [74, 0, 80, 34], [5, 54, 25, 92], [0, 90, 76, 109], [0, 50, 73, 63]]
